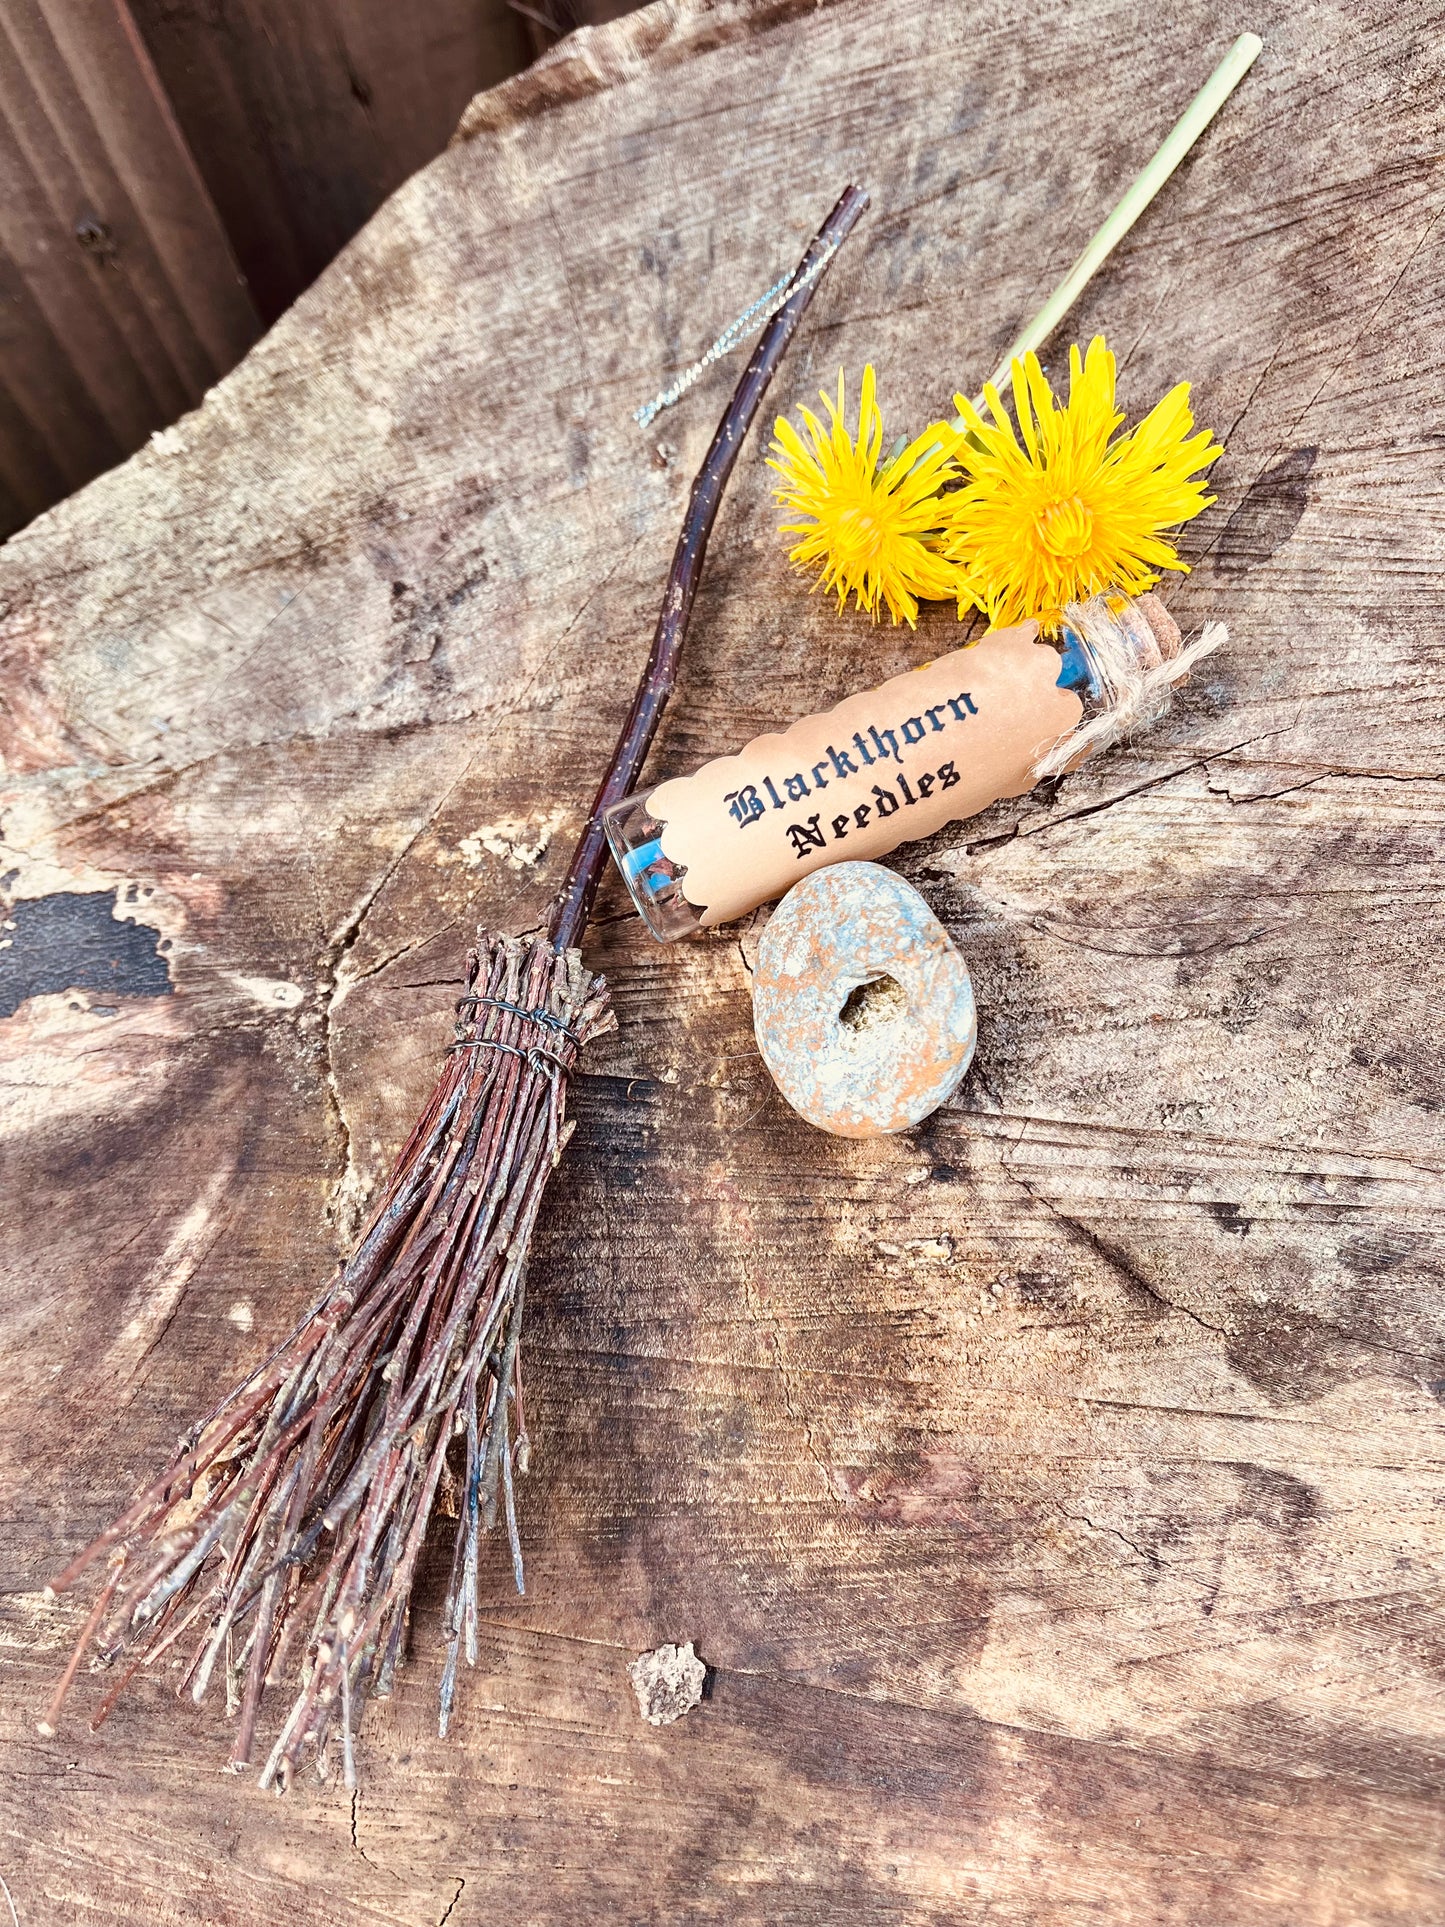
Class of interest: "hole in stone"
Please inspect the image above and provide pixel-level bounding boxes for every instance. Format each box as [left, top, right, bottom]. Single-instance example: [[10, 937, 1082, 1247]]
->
[[838, 974, 906, 1033]]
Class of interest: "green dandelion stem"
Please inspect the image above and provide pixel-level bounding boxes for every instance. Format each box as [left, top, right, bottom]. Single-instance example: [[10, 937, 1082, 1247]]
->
[[957, 30, 1262, 423]]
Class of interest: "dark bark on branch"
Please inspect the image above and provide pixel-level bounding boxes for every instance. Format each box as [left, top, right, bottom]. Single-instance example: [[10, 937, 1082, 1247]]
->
[[548, 182, 868, 951]]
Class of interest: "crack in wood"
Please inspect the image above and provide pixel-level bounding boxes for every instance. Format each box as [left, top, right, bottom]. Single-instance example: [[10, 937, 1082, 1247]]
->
[[1056, 1506, 1161, 1570], [1006, 1163, 1232, 1340]]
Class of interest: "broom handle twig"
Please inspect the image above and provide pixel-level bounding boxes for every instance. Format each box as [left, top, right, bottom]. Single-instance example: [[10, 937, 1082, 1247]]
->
[[549, 183, 869, 953]]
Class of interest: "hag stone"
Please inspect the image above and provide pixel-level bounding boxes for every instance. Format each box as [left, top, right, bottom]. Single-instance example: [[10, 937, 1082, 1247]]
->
[[752, 862, 976, 1138]]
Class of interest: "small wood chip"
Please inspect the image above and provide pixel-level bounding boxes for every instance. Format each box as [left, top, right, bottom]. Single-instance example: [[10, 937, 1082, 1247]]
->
[[628, 1642, 706, 1727]]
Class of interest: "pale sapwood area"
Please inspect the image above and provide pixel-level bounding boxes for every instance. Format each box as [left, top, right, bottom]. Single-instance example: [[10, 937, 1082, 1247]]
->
[[1, 0, 1443, 1920]]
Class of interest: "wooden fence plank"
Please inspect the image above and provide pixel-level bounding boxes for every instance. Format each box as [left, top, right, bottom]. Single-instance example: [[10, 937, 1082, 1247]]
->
[[128, 0, 532, 321], [0, 0, 258, 533]]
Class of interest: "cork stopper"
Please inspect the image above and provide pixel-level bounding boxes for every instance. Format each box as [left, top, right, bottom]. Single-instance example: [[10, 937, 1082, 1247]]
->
[[1136, 591, 1183, 664], [1031, 591, 1225, 782]]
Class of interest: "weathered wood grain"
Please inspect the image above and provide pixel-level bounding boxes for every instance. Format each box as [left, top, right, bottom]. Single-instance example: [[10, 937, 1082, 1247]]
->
[[2, 0, 1444, 1919]]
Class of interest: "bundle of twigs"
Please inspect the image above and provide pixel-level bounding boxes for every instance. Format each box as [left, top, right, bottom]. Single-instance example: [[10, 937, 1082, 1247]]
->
[[43, 184, 867, 1789]]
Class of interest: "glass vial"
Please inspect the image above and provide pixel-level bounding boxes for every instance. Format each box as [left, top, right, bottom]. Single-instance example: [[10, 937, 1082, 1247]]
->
[[604, 592, 1208, 942], [602, 791, 705, 943]]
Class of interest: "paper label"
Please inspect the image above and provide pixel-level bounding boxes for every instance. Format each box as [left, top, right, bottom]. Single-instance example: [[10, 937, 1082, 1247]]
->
[[649, 624, 1082, 927]]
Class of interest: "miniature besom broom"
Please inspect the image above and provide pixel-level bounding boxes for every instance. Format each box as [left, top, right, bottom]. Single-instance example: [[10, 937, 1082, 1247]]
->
[[41, 185, 869, 1790]]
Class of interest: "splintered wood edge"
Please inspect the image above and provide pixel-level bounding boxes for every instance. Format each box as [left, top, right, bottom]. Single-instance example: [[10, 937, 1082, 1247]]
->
[[450, 0, 842, 143]]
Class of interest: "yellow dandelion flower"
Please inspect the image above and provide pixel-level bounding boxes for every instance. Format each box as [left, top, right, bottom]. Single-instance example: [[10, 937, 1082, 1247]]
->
[[939, 336, 1222, 633], [769, 366, 965, 627]]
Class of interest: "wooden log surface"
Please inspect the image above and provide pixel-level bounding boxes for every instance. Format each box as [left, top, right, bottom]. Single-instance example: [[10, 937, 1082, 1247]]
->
[[2, 0, 1444, 1918]]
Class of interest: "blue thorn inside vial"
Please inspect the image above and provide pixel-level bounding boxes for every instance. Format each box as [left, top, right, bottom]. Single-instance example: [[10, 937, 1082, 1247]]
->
[[621, 837, 667, 898], [1056, 627, 1098, 699]]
